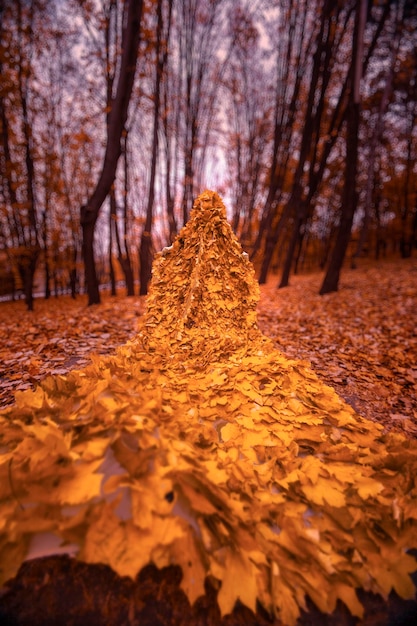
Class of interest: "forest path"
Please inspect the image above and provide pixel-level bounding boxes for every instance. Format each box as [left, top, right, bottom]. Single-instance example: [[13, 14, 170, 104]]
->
[[1, 256, 416, 435]]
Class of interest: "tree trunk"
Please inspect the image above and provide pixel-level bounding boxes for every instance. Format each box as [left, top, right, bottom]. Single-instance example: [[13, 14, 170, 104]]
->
[[258, 203, 292, 284], [279, 0, 345, 289], [119, 253, 135, 296], [400, 76, 417, 258], [109, 189, 117, 296], [352, 24, 398, 267], [320, 0, 366, 295], [279, 209, 302, 288], [81, 208, 99, 302], [254, 2, 313, 270], [139, 232, 153, 296], [113, 168, 135, 296], [139, 0, 164, 296], [81, 0, 143, 305], [44, 261, 51, 300], [320, 99, 361, 294], [18, 248, 39, 312], [120, 134, 135, 296]]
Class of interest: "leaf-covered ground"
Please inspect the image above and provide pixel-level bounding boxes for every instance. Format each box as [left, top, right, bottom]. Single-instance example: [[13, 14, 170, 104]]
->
[[257, 257, 417, 437], [1, 193, 417, 625], [0, 294, 145, 407], [1, 256, 416, 437]]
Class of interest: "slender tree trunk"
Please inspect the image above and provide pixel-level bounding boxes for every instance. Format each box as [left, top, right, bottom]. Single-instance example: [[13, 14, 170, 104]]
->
[[352, 26, 398, 266], [320, 90, 362, 294], [183, 148, 193, 225], [70, 269, 77, 299], [120, 134, 135, 296], [18, 249, 39, 312], [81, 208, 99, 300], [400, 133, 414, 258], [279, 206, 303, 288], [139, 232, 153, 296], [118, 251, 135, 296], [15, 0, 40, 310], [139, 0, 164, 295], [114, 157, 135, 296], [109, 189, 117, 296], [255, 3, 313, 271], [320, 0, 366, 295], [44, 261, 51, 299], [294, 227, 307, 274], [258, 202, 293, 284], [279, 0, 344, 289], [250, 189, 278, 262], [400, 72, 417, 258], [319, 104, 359, 295], [81, 0, 143, 305]]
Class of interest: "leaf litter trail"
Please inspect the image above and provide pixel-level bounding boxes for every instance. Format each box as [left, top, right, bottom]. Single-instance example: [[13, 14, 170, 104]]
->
[[0, 192, 417, 626]]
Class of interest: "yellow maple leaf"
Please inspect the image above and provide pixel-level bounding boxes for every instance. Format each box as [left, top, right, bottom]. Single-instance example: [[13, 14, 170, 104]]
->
[[271, 576, 301, 626], [81, 501, 185, 578], [328, 583, 364, 618], [130, 475, 175, 528], [14, 385, 46, 410], [72, 436, 111, 462], [356, 475, 384, 500], [219, 422, 241, 443], [170, 532, 207, 604], [216, 549, 258, 616], [54, 459, 103, 505], [81, 502, 151, 577], [301, 477, 346, 508]]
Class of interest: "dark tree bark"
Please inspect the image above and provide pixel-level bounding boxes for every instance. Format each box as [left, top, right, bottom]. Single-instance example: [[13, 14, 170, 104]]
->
[[109, 188, 117, 296], [118, 133, 135, 296], [179, 0, 230, 223], [0, 0, 40, 310], [69, 246, 78, 299], [112, 142, 135, 297], [352, 2, 403, 267], [317, 0, 391, 291], [253, 3, 313, 269], [399, 57, 417, 258], [81, 0, 143, 305], [15, 0, 39, 310], [225, 7, 270, 245], [279, 0, 348, 289], [400, 129, 417, 258], [139, 0, 165, 296], [320, 0, 366, 294], [160, 1, 177, 244], [258, 202, 292, 284]]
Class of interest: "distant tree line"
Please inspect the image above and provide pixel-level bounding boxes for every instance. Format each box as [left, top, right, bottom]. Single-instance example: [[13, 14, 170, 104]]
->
[[0, 0, 416, 309]]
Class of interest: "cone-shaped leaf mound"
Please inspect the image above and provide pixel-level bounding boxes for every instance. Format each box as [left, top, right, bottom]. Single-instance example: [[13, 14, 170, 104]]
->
[[1, 191, 417, 625], [141, 190, 261, 360]]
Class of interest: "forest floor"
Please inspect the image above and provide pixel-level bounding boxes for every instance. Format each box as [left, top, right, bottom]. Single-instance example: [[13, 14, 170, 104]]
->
[[0, 256, 416, 437]]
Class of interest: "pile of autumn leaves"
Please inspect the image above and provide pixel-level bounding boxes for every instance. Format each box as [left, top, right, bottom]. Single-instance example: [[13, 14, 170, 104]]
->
[[1, 191, 417, 625]]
